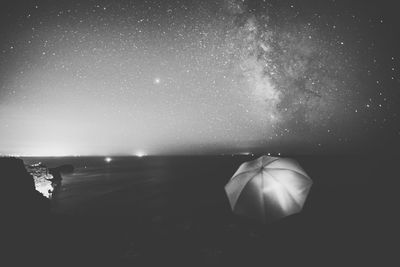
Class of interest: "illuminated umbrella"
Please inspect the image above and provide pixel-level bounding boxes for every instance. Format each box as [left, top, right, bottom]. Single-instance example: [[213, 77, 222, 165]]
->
[[225, 156, 312, 223]]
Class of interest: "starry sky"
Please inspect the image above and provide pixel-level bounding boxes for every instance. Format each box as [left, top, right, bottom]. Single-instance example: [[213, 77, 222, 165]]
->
[[0, 0, 399, 156]]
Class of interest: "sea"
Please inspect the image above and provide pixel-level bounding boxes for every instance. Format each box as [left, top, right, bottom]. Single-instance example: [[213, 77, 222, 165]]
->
[[19, 155, 399, 266]]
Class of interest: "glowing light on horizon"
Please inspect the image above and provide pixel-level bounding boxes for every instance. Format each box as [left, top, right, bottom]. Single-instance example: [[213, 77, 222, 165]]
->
[[0, 0, 391, 156], [20, 145, 72, 157], [105, 157, 112, 163], [135, 151, 146, 157]]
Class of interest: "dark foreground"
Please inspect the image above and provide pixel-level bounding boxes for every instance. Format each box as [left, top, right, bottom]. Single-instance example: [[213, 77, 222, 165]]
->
[[4, 155, 399, 266]]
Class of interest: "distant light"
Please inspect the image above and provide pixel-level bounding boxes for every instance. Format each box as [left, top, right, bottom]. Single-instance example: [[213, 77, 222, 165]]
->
[[105, 157, 112, 163], [135, 151, 146, 157], [154, 78, 161, 84]]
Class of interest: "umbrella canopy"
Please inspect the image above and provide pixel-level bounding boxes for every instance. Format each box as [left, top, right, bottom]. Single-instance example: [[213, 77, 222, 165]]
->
[[225, 156, 312, 223]]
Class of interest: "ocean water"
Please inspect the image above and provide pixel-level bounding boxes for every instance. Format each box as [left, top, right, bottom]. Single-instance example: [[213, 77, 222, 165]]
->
[[24, 156, 248, 216], [20, 155, 399, 266]]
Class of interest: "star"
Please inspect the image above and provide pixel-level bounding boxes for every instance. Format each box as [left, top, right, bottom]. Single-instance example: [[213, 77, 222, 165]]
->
[[0, 0, 398, 155]]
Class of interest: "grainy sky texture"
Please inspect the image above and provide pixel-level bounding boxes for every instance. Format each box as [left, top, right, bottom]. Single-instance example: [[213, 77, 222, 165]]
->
[[0, 0, 399, 156]]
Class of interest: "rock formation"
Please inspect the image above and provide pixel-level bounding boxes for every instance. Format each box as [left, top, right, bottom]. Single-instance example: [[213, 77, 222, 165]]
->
[[0, 157, 51, 217]]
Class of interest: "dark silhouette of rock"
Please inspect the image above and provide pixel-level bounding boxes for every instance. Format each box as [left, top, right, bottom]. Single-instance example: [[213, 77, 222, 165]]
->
[[48, 164, 74, 181], [53, 164, 74, 174], [0, 157, 50, 217], [57, 164, 74, 174], [48, 168, 62, 181], [1, 158, 56, 264]]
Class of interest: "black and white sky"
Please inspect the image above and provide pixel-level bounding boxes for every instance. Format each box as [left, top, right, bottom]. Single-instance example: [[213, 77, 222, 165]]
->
[[0, 0, 399, 156]]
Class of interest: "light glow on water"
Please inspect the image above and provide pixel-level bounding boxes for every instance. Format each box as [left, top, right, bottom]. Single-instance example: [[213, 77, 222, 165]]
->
[[105, 157, 112, 163]]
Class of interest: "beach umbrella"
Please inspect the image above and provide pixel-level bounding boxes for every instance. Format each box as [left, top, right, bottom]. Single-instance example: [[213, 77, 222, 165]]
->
[[225, 156, 312, 223]]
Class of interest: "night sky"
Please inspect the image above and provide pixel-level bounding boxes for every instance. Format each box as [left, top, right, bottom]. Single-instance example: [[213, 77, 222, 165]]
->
[[0, 0, 399, 156]]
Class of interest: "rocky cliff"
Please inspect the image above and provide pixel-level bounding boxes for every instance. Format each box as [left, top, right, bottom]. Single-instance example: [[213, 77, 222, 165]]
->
[[0, 157, 51, 217]]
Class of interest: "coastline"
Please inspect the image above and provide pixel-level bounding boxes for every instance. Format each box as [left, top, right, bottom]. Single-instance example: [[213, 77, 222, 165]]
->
[[3, 155, 398, 266]]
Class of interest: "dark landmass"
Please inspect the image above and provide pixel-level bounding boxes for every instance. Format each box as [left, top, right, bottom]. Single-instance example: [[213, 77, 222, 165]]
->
[[1, 157, 51, 265], [0, 157, 50, 216], [49, 164, 74, 180], [3, 155, 399, 266]]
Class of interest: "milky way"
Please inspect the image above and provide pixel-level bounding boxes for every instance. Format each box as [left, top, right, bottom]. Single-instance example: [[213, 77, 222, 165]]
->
[[0, 0, 399, 156], [225, 10, 355, 135]]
